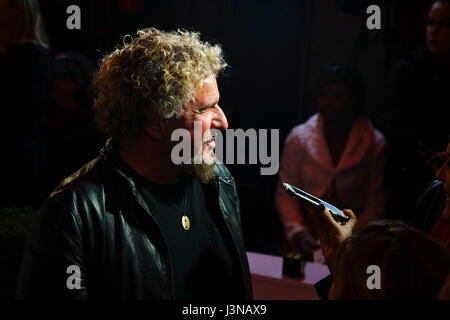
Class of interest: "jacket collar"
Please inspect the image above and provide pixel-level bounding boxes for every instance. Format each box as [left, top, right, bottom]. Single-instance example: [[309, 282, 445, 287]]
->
[[305, 114, 374, 172]]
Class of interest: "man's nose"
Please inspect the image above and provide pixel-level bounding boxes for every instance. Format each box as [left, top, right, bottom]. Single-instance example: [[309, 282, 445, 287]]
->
[[211, 105, 228, 130]]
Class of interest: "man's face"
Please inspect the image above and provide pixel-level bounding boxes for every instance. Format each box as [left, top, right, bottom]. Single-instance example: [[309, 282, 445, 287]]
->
[[176, 74, 228, 182], [436, 142, 450, 221], [427, 1, 450, 58]]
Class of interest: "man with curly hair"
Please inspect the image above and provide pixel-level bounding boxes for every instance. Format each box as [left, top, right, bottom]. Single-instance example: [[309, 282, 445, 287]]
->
[[16, 28, 252, 300]]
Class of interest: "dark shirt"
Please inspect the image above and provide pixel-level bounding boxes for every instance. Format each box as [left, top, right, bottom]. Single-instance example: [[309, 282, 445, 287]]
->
[[117, 159, 235, 300]]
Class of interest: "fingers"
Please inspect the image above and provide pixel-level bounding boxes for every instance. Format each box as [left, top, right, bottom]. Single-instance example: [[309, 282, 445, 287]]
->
[[317, 205, 341, 228], [343, 209, 356, 218], [309, 205, 336, 236], [343, 209, 358, 227], [342, 209, 357, 221]]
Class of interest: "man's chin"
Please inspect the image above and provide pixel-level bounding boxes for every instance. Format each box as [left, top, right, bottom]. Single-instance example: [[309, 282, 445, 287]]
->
[[183, 153, 217, 184]]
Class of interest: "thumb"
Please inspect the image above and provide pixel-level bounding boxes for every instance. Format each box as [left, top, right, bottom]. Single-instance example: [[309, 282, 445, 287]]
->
[[343, 209, 357, 220], [343, 209, 358, 227]]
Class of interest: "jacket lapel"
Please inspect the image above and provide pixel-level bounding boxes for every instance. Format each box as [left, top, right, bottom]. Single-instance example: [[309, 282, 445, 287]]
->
[[305, 114, 335, 173], [336, 117, 374, 171], [305, 115, 374, 173]]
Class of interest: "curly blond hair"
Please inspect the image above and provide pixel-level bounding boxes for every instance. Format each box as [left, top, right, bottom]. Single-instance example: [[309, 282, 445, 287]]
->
[[93, 28, 227, 142]]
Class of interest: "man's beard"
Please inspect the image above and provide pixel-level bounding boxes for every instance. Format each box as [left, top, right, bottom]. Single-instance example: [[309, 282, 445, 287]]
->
[[183, 150, 216, 184]]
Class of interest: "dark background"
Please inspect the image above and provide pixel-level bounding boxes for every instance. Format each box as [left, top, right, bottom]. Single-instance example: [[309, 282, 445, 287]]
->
[[36, 0, 435, 254], [0, 0, 441, 300]]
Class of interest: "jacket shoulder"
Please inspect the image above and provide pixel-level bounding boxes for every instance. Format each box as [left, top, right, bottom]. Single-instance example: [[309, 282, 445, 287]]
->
[[44, 156, 109, 225], [51, 157, 105, 197], [286, 114, 318, 143]]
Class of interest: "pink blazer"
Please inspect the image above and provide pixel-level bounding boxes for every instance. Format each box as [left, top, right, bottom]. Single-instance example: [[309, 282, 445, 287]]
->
[[275, 113, 387, 241]]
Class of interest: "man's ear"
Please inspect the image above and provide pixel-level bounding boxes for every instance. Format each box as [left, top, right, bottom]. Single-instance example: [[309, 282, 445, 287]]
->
[[144, 120, 166, 140]]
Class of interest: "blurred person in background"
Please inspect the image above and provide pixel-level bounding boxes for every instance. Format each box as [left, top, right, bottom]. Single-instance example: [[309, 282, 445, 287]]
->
[[0, 0, 52, 208], [398, 140, 450, 250], [382, 0, 450, 220], [312, 141, 450, 299], [47, 51, 104, 186], [328, 218, 449, 299], [310, 206, 449, 299], [275, 65, 386, 260], [425, 141, 450, 251]]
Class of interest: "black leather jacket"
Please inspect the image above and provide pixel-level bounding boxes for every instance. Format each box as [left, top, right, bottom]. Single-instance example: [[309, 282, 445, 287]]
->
[[16, 140, 252, 299]]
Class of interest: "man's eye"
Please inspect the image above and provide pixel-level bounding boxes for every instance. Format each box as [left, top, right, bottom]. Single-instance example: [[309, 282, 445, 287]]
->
[[196, 107, 212, 114]]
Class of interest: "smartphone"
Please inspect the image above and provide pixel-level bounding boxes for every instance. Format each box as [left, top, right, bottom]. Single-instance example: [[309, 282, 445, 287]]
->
[[281, 182, 349, 223]]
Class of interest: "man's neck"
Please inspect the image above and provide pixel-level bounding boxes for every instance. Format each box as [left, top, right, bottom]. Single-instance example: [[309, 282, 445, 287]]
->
[[119, 134, 181, 184]]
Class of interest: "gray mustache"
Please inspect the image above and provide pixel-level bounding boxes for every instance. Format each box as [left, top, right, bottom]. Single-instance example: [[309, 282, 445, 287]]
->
[[202, 135, 216, 145]]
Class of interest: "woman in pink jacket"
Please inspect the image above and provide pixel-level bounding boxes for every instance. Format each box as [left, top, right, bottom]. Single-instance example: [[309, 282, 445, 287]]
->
[[275, 65, 387, 260]]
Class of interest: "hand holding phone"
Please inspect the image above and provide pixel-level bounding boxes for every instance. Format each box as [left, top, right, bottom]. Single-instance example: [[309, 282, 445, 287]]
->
[[281, 182, 349, 224]]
